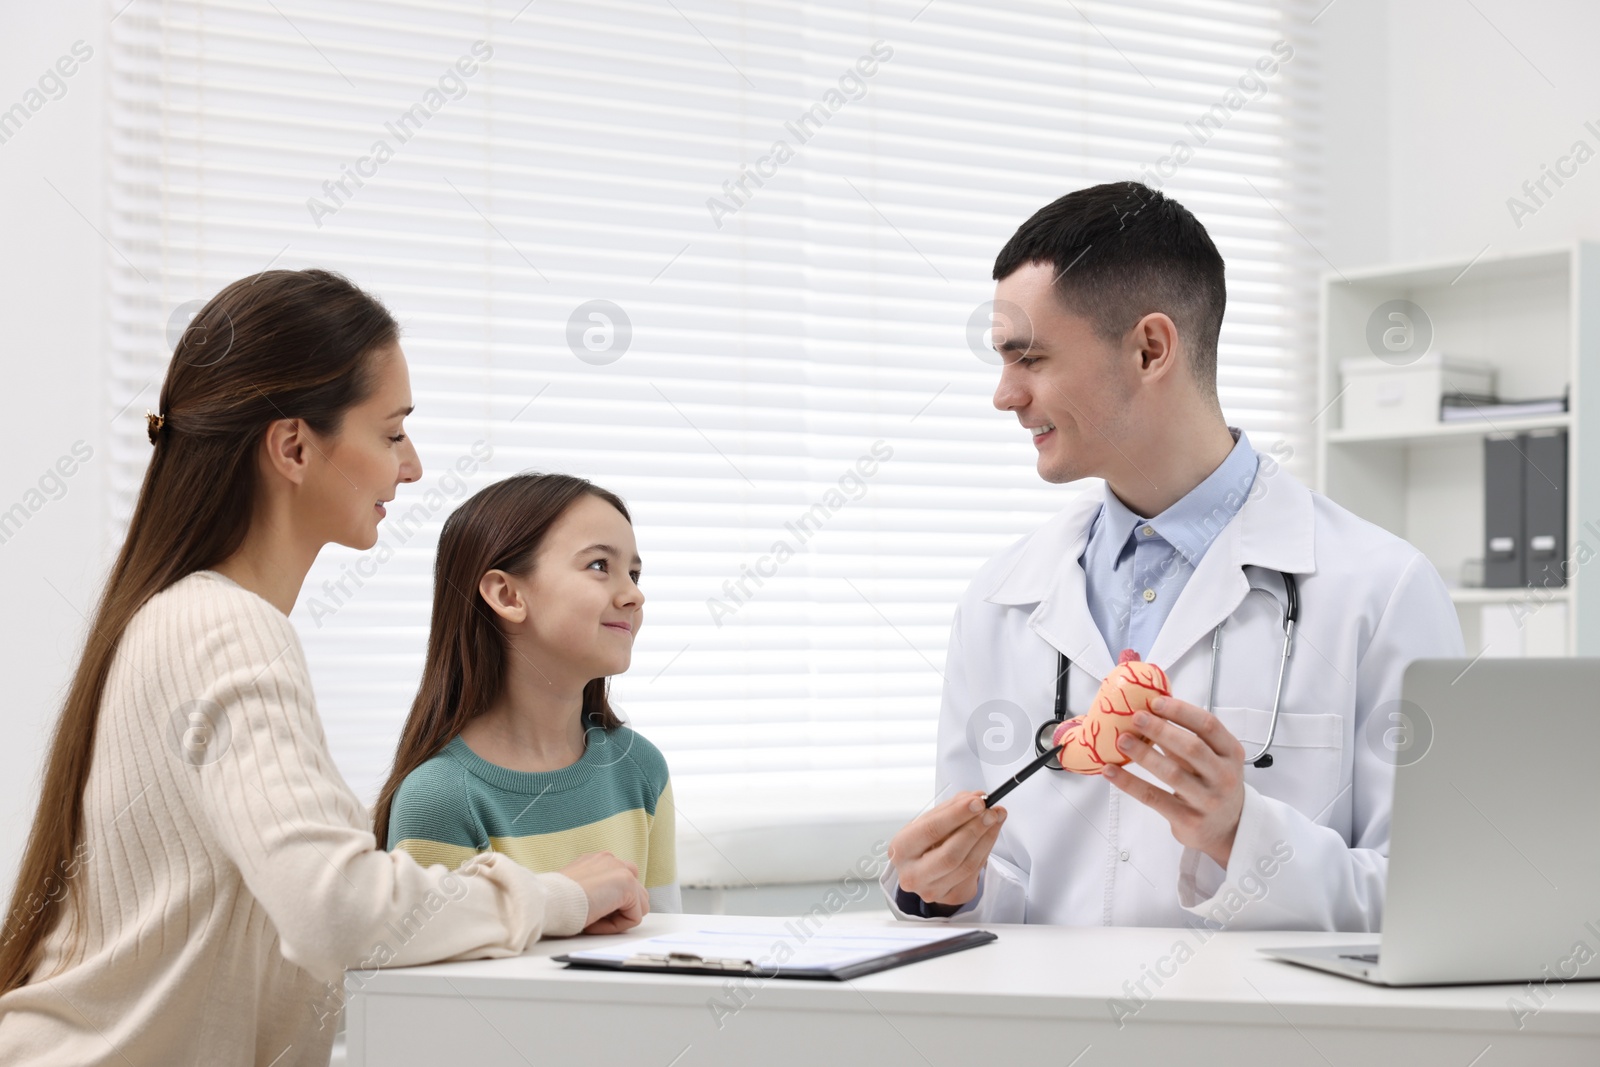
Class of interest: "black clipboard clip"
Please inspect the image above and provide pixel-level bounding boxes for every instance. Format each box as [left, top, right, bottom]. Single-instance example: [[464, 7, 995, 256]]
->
[[621, 950, 757, 974]]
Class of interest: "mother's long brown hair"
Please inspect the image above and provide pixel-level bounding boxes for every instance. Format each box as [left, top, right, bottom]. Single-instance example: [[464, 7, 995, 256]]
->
[[371, 474, 629, 850], [0, 269, 398, 994]]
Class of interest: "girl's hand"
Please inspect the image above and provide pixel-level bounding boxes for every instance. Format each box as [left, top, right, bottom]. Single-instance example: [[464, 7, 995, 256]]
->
[[558, 851, 650, 934]]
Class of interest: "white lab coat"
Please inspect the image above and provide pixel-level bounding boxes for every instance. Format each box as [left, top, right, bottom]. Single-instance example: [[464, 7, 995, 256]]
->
[[881, 463, 1464, 932]]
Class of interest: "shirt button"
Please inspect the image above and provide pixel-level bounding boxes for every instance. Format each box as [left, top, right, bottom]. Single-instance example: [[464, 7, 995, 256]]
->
[[1142, 588, 1156, 602], [1141, 525, 1154, 537], [1120, 850, 1130, 861]]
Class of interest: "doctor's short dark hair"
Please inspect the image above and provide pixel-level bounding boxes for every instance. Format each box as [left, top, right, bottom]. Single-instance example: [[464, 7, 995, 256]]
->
[[992, 181, 1227, 396]]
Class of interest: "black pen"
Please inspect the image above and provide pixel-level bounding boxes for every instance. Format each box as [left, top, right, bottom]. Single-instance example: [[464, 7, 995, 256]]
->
[[983, 743, 1063, 808]]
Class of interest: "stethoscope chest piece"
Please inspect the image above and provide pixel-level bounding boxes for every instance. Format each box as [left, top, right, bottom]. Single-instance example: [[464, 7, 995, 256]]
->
[[1034, 717, 1061, 757]]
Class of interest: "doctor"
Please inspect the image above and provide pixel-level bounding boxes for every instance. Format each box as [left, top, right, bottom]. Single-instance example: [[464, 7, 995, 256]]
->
[[881, 182, 1464, 932]]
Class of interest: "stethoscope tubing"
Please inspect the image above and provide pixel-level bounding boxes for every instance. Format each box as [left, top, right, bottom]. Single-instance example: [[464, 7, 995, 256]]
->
[[1035, 571, 1300, 771]]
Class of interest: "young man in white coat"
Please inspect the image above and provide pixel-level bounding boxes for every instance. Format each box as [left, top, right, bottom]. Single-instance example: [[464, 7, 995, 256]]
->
[[882, 182, 1463, 931]]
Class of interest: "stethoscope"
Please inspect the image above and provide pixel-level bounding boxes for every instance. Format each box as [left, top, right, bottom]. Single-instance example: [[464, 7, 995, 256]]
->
[[1032, 571, 1299, 770]]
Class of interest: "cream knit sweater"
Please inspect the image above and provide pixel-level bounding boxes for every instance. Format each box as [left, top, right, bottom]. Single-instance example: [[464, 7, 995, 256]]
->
[[0, 569, 589, 1066]]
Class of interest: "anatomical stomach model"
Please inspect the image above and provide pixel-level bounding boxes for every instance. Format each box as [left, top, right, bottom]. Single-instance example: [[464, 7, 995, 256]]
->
[[1053, 649, 1171, 775]]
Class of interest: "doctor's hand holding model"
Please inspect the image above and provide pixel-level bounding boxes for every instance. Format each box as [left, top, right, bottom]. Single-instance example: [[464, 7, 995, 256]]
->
[[881, 182, 1464, 932]]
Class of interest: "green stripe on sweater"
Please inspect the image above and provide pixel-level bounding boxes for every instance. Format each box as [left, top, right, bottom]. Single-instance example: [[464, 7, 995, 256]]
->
[[387, 725, 675, 889]]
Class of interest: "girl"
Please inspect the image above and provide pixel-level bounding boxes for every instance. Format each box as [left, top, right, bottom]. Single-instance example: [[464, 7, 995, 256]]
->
[[0, 270, 646, 1066], [375, 474, 680, 914]]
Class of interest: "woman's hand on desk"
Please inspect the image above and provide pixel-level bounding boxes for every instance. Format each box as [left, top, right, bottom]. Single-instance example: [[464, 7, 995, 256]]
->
[[559, 851, 650, 934], [887, 791, 1006, 907]]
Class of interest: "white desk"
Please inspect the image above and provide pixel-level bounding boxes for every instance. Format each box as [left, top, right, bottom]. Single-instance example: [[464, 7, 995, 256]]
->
[[346, 913, 1600, 1066]]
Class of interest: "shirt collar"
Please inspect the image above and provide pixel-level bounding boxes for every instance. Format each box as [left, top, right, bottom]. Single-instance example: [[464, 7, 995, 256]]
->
[[983, 431, 1314, 608], [1099, 426, 1259, 567], [1087, 484, 1143, 564]]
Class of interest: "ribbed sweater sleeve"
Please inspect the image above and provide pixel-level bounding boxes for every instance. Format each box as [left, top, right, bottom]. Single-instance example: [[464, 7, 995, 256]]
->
[[179, 580, 589, 982]]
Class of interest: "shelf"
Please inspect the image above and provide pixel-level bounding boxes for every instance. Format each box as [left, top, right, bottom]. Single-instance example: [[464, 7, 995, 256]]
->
[[1327, 246, 1570, 289], [1326, 413, 1570, 447], [1448, 586, 1570, 605], [1316, 241, 1596, 656]]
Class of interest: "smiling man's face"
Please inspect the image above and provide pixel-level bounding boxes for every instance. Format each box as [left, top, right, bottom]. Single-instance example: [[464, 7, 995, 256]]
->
[[989, 261, 1135, 486]]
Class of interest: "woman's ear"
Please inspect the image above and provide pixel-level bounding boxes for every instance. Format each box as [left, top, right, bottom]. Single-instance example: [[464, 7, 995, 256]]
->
[[478, 569, 528, 624], [262, 417, 311, 485]]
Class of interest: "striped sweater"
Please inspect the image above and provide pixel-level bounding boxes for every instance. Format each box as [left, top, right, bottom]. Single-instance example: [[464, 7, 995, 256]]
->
[[388, 728, 681, 913]]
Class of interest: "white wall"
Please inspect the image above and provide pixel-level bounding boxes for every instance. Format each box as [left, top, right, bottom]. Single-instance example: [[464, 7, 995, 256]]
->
[[1319, 0, 1600, 269], [1388, 0, 1600, 262], [1317, 0, 1392, 269], [0, 0, 109, 893]]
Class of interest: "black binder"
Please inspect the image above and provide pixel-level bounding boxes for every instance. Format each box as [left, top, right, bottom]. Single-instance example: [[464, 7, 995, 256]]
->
[[1483, 435, 1524, 588], [1522, 429, 1568, 589], [554, 928, 997, 981]]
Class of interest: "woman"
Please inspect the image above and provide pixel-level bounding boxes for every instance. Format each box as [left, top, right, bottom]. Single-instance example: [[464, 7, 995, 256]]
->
[[0, 270, 647, 1066]]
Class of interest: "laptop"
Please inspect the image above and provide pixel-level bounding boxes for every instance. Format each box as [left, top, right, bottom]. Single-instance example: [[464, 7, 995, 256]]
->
[[1261, 657, 1600, 986]]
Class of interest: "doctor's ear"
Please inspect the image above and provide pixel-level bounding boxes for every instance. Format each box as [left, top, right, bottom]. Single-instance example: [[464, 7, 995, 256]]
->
[[478, 569, 529, 624], [1129, 312, 1180, 379]]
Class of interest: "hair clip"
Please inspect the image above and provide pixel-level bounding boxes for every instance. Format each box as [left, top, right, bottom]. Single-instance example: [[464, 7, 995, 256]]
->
[[146, 411, 166, 445]]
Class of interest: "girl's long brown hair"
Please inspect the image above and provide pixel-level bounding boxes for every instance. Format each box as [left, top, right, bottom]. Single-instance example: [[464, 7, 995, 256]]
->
[[371, 474, 629, 850], [0, 269, 398, 994]]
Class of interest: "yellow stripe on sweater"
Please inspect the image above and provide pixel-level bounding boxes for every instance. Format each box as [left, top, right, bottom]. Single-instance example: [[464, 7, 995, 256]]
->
[[391, 838, 481, 872], [394, 783, 677, 889]]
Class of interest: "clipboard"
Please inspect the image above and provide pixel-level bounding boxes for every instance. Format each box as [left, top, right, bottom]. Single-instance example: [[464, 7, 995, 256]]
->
[[554, 926, 997, 982]]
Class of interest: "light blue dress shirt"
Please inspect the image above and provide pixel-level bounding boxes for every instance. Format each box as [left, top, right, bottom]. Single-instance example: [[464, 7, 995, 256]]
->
[[1080, 426, 1260, 659]]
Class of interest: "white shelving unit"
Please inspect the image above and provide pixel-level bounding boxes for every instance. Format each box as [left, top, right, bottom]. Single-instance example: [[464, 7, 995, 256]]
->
[[1315, 242, 1600, 658]]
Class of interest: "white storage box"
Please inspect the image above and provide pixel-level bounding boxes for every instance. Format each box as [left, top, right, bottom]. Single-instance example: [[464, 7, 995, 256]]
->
[[1339, 354, 1496, 434]]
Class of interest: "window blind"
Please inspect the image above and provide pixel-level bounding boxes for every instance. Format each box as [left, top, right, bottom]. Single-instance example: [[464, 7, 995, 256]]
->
[[107, 0, 1322, 882]]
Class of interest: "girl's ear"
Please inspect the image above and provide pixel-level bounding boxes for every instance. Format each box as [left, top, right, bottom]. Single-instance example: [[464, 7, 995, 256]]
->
[[478, 569, 528, 624]]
